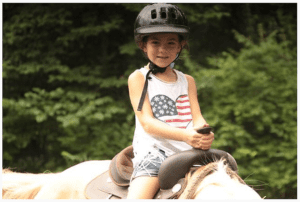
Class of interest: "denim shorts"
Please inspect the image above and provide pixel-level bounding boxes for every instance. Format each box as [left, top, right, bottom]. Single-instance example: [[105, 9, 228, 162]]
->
[[131, 149, 167, 181]]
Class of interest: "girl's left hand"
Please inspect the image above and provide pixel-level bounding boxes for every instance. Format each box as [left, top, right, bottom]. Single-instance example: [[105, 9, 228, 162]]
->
[[194, 124, 214, 150], [198, 132, 214, 150]]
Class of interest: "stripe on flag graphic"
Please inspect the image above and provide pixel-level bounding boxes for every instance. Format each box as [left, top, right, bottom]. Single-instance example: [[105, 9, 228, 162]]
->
[[150, 94, 192, 128]]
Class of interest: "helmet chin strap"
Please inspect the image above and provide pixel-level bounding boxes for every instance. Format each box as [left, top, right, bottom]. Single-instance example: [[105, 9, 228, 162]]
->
[[137, 49, 182, 111]]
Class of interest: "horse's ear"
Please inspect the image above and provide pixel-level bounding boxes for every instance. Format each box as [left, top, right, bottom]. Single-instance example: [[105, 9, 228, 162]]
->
[[158, 149, 238, 189]]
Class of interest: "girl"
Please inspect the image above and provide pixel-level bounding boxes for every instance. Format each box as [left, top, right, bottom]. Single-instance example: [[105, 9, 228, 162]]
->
[[127, 3, 214, 199]]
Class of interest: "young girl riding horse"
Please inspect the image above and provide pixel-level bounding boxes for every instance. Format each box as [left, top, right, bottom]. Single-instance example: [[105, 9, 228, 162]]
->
[[127, 3, 214, 199]]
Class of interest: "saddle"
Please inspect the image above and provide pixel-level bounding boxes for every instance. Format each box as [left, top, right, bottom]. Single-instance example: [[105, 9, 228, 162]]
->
[[85, 145, 238, 199], [85, 145, 185, 199]]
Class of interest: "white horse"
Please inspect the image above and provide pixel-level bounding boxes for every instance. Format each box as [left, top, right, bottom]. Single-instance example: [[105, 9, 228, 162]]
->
[[2, 159, 262, 199]]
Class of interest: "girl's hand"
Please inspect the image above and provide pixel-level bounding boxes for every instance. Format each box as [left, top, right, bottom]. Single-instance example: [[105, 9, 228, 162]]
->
[[184, 126, 214, 150]]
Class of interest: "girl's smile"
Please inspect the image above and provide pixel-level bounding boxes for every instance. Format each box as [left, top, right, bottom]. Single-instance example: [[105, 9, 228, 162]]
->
[[157, 56, 169, 60]]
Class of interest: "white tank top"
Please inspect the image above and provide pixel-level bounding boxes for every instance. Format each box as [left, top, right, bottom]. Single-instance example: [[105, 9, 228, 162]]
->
[[132, 66, 193, 165]]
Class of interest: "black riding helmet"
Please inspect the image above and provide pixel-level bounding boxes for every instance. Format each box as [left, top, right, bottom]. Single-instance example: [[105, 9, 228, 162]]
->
[[134, 3, 190, 111], [134, 3, 189, 44]]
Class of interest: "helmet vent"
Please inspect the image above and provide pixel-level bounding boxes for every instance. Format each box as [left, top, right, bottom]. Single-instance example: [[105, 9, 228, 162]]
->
[[171, 10, 177, 19], [161, 7, 167, 18], [151, 9, 157, 19]]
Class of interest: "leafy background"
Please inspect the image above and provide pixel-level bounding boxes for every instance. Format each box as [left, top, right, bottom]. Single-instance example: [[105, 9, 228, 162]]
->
[[2, 3, 297, 199]]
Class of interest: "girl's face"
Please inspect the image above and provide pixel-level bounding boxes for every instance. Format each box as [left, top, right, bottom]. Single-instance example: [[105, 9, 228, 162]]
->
[[142, 33, 183, 68]]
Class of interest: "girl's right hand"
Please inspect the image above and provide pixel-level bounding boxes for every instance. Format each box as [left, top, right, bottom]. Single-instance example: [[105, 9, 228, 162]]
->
[[184, 128, 214, 150]]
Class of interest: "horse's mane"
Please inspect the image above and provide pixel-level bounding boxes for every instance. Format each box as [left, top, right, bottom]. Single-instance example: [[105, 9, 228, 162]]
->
[[2, 168, 55, 199], [178, 159, 245, 199]]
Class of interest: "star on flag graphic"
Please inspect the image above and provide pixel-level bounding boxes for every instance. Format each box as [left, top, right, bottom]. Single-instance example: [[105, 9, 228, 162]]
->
[[150, 94, 192, 129]]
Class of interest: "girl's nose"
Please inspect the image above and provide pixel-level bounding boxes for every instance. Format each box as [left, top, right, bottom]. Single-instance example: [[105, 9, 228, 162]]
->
[[158, 44, 168, 53]]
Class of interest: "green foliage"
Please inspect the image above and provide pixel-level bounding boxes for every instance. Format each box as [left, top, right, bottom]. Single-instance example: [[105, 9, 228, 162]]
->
[[3, 3, 135, 173], [183, 24, 296, 198], [3, 3, 296, 199]]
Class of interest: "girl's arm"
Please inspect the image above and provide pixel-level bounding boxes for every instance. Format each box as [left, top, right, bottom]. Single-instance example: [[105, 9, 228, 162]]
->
[[185, 74, 214, 149], [185, 74, 208, 129]]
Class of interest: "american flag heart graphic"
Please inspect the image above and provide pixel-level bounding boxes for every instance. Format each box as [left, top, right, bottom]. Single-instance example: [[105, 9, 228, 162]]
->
[[150, 94, 192, 129]]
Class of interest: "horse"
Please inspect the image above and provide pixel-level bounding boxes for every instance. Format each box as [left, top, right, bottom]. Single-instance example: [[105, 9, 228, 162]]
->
[[2, 149, 262, 199]]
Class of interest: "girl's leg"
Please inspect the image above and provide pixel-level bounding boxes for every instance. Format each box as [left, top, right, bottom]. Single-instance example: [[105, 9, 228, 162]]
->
[[127, 176, 160, 199]]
